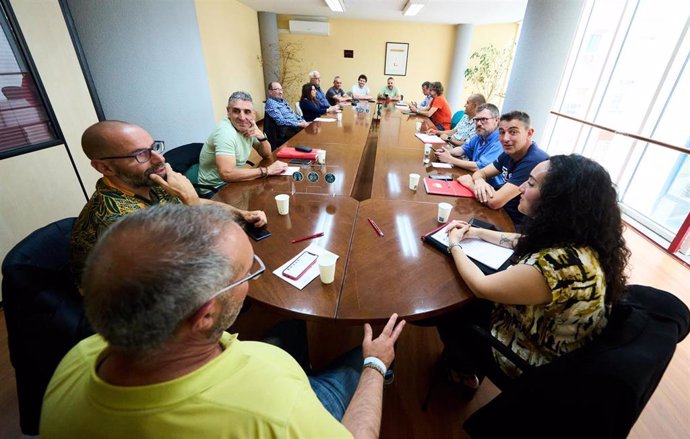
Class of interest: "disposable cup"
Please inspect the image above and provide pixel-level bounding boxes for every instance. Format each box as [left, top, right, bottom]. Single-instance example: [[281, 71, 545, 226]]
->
[[437, 202, 452, 223], [317, 150, 327, 164], [336, 112, 342, 121], [415, 121, 422, 132], [424, 143, 432, 155], [409, 173, 420, 191], [275, 194, 290, 215], [318, 253, 337, 284]]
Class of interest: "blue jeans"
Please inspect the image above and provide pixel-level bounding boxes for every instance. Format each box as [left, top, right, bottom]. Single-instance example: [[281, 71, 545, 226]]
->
[[308, 347, 362, 420], [262, 320, 362, 421]]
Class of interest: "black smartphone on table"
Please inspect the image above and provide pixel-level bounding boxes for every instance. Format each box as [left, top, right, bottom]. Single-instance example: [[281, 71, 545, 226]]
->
[[244, 224, 272, 241], [429, 174, 453, 181], [469, 217, 501, 232], [295, 145, 313, 152]]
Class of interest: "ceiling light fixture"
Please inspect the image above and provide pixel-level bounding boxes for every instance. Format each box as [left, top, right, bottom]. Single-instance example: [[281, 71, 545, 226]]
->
[[325, 0, 345, 13], [403, 0, 426, 16]]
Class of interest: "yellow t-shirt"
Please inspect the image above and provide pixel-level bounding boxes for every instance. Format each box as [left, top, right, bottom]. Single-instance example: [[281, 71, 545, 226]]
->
[[41, 333, 351, 439]]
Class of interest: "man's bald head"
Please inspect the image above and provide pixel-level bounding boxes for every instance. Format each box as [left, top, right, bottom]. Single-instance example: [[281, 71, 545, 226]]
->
[[81, 120, 151, 159]]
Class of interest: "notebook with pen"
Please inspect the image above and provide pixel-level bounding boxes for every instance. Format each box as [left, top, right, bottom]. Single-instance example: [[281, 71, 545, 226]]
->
[[420, 221, 513, 274], [423, 177, 475, 198], [276, 147, 318, 160]]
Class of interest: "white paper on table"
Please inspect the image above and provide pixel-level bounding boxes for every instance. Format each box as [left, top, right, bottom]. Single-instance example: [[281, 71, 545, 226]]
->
[[279, 166, 301, 176], [314, 117, 336, 122], [414, 133, 446, 144], [431, 162, 453, 169], [430, 225, 513, 271], [272, 243, 340, 289]]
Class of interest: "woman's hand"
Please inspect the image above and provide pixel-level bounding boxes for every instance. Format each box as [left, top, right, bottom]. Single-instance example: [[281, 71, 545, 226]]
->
[[446, 220, 473, 244]]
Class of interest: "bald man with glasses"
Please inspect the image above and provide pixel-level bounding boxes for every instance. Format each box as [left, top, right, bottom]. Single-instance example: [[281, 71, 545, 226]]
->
[[70, 120, 267, 282], [42, 204, 405, 439]]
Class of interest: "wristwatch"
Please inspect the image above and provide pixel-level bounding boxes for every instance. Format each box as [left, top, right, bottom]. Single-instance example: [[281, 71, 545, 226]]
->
[[448, 242, 463, 253], [256, 135, 268, 142]]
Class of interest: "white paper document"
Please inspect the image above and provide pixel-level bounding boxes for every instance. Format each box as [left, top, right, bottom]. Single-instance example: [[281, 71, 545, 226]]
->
[[280, 166, 301, 176], [414, 133, 446, 144], [314, 117, 336, 122], [431, 225, 513, 270], [431, 162, 453, 169], [273, 243, 339, 289]]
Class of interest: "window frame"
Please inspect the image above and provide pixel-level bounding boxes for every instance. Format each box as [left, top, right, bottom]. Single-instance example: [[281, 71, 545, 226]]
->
[[0, 0, 64, 160]]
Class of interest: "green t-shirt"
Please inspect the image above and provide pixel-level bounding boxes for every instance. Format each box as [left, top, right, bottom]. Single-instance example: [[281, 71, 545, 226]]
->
[[41, 332, 352, 439], [197, 117, 255, 187], [379, 85, 400, 98]]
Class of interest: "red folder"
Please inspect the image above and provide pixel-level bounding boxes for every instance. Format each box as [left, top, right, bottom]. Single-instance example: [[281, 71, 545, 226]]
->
[[276, 147, 318, 160], [423, 177, 475, 198]]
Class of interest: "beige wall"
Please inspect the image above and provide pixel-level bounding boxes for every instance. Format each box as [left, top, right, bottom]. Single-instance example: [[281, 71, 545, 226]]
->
[[461, 22, 521, 108], [1, 0, 99, 296], [195, 0, 266, 121], [277, 18, 456, 107]]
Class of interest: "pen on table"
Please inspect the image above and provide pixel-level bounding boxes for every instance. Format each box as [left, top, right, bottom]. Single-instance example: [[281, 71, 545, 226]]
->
[[367, 218, 384, 237], [291, 232, 324, 244]]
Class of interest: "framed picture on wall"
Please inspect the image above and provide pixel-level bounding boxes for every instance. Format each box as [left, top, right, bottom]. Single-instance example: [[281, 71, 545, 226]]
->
[[384, 42, 409, 76]]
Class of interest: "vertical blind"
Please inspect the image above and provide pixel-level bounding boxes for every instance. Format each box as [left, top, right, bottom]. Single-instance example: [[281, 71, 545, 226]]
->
[[0, 1, 59, 158]]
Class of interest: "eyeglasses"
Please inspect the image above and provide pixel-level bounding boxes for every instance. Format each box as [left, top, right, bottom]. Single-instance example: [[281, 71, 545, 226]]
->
[[271, 88, 283, 91], [99, 141, 165, 163], [472, 117, 495, 124], [208, 254, 265, 301]]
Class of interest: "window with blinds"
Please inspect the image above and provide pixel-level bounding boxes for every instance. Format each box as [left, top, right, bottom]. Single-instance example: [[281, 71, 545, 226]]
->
[[0, 1, 61, 159]]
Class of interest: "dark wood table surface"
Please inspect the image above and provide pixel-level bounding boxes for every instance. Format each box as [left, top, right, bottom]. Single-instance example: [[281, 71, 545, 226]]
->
[[217, 105, 513, 322]]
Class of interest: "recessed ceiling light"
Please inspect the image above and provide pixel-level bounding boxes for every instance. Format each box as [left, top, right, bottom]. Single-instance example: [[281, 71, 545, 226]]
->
[[325, 0, 345, 13], [403, 0, 426, 16]]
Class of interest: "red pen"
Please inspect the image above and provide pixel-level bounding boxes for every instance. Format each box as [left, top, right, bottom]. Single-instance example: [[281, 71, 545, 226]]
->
[[367, 218, 384, 237], [291, 232, 324, 244]]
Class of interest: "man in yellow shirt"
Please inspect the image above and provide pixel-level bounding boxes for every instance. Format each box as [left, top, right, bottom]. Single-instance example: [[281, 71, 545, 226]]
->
[[42, 204, 405, 439]]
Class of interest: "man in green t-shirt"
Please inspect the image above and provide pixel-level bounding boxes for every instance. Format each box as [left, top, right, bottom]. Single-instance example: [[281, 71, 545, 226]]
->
[[378, 77, 401, 101]]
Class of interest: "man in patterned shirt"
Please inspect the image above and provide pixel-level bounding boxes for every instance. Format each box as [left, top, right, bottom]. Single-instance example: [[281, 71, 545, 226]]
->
[[70, 120, 267, 282], [264, 81, 309, 143], [427, 93, 486, 146]]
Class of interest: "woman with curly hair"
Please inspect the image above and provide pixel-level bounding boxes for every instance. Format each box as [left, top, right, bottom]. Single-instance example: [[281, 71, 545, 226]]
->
[[438, 154, 630, 393]]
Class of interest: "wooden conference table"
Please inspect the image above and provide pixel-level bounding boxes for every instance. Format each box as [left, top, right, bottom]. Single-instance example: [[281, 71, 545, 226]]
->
[[215, 102, 513, 323]]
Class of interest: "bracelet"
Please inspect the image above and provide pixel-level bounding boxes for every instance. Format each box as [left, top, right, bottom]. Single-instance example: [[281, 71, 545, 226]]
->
[[262, 167, 268, 178], [259, 167, 265, 178], [447, 242, 463, 253], [363, 356, 387, 378]]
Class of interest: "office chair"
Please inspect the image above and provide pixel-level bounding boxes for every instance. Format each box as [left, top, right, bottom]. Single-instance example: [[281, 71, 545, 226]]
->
[[451, 110, 465, 128], [425, 285, 690, 439], [263, 112, 285, 151], [2, 218, 94, 435], [163, 142, 225, 198]]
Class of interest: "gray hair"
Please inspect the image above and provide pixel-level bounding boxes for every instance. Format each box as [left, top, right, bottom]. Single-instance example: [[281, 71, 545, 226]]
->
[[82, 204, 240, 353], [477, 103, 500, 118], [227, 91, 253, 107], [308, 70, 320, 79]]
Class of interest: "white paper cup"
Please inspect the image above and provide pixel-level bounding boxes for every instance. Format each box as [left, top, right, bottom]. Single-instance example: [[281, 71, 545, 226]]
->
[[437, 202, 452, 223], [318, 253, 337, 284], [415, 121, 422, 132], [317, 150, 326, 164], [275, 194, 290, 215], [336, 112, 342, 121], [409, 173, 420, 191]]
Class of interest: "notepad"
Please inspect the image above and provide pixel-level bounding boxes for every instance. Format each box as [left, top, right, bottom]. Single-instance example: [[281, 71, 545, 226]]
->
[[421, 223, 513, 273], [423, 177, 474, 198], [415, 133, 446, 144], [273, 243, 339, 289]]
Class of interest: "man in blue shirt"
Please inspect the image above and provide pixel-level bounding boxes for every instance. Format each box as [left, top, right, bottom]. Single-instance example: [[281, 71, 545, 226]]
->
[[459, 111, 549, 225], [436, 103, 503, 188], [264, 81, 309, 144]]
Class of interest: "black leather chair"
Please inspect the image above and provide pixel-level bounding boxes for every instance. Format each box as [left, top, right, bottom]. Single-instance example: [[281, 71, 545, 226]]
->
[[263, 111, 285, 151], [460, 285, 690, 439], [163, 142, 225, 198], [2, 218, 93, 435]]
